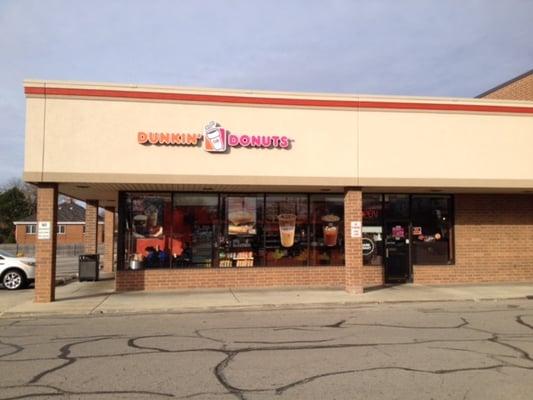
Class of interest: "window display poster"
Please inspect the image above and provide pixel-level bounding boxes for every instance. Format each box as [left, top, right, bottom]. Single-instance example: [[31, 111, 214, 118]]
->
[[132, 197, 164, 238], [392, 225, 405, 239], [227, 197, 257, 235]]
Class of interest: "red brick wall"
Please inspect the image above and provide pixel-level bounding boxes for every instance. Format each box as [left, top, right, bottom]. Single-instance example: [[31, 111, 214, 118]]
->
[[363, 266, 385, 287], [34, 184, 58, 303], [116, 267, 345, 291], [84, 200, 99, 253], [344, 189, 363, 293], [415, 194, 533, 284], [103, 207, 115, 272]]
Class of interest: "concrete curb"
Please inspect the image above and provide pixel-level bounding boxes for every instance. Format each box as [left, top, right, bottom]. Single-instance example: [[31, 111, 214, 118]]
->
[[2, 294, 531, 319]]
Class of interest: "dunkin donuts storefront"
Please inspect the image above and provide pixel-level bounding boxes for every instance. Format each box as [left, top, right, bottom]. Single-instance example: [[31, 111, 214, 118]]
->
[[23, 80, 533, 302]]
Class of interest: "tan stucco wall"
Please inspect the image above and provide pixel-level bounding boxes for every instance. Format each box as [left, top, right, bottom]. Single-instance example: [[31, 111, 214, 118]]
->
[[358, 109, 533, 188], [34, 97, 358, 186], [23, 81, 533, 198]]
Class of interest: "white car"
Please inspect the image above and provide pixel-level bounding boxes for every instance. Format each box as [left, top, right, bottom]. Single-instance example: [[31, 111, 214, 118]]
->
[[0, 250, 36, 290]]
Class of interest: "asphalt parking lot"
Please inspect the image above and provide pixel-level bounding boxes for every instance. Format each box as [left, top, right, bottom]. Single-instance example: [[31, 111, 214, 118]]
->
[[1, 299, 532, 399]]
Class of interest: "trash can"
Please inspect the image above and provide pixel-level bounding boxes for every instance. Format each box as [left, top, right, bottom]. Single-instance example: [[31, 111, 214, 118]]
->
[[79, 254, 100, 281]]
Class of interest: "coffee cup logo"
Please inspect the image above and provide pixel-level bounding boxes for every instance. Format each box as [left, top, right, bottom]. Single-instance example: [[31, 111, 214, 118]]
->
[[203, 121, 227, 152]]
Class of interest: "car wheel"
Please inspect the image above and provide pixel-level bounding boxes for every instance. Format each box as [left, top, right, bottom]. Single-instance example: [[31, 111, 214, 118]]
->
[[2, 269, 27, 290]]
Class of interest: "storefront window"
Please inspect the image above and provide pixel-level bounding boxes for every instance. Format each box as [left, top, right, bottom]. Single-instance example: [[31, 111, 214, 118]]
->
[[121, 191, 346, 269], [219, 195, 264, 267], [363, 194, 384, 266], [310, 195, 344, 265], [124, 193, 172, 269], [411, 195, 453, 264], [172, 194, 219, 267]]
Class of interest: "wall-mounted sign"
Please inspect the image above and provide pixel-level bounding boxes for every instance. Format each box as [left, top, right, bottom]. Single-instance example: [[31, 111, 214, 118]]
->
[[38, 221, 51, 240], [350, 221, 362, 238], [137, 121, 291, 153]]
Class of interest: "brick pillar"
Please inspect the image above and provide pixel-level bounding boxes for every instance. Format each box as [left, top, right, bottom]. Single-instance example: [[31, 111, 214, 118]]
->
[[84, 200, 99, 254], [35, 183, 58, 303], [103, 207, 115, 273], [344, 188, 363, 293]]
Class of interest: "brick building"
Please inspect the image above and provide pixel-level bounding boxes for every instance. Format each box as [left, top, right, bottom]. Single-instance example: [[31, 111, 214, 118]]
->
[[22, 78, 533, 302], [478, 69, 533, 101], [13, 201, 104, 245]]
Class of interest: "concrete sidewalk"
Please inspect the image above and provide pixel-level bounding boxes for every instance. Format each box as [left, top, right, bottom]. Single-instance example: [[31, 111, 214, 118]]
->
[[1, 280, 532, 317]]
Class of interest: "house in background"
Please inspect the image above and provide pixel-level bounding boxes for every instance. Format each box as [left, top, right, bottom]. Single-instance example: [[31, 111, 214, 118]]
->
[[13, 201, 104, 245]]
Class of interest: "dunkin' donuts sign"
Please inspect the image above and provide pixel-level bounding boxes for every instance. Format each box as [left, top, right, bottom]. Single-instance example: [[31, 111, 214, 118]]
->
[[137, 121, 291, 152]]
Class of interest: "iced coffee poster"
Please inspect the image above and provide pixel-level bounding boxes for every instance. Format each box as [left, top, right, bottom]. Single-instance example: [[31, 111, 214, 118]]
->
[[132, 197, 165, 238], [227, 197, 257, 235]]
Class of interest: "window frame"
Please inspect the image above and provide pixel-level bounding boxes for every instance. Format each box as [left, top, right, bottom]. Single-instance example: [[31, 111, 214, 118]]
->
[[118, 191, 346, 270]]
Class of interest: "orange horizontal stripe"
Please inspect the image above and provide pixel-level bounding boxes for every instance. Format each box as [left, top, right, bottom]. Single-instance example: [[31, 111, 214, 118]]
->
[[24, 86, 533, 114]]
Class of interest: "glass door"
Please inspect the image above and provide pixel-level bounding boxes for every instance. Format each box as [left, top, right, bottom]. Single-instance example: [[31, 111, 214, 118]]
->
[[384, 220, 411, 283]]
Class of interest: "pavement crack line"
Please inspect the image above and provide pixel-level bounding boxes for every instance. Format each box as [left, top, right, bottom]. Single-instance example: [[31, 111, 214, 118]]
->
[[88, 293, 113, 314], [213, 351, 265, 400], [28, 336, 115, 384], [0, 383, 175, 399], [175, 391, 232, 399], [229, 288, 240, 303], [516, 314, 533, 330], [0, 339, 24, 358], [323, 319, 346, 328], [273, 364, 507, 395]]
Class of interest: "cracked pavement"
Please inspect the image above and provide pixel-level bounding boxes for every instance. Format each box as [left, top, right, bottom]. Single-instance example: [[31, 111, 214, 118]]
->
[[0, 300, 532, 399]]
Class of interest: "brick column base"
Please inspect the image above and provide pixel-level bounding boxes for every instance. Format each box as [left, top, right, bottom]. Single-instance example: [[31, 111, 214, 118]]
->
[[34, 183, 58, 303], [103, 207, 115, 273], [84, 200, 99, 254], [344, 188, 363, 294]]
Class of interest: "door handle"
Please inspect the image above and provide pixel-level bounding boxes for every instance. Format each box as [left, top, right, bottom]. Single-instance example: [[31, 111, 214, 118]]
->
[[385, 248, 389, 258]]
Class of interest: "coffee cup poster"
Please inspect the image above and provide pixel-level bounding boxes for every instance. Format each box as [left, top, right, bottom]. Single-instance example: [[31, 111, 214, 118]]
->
[[131, 197, 165, 238]]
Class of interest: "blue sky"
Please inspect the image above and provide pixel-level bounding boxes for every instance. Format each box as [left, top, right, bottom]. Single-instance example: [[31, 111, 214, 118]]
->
[[1, 0, 532, 185]]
